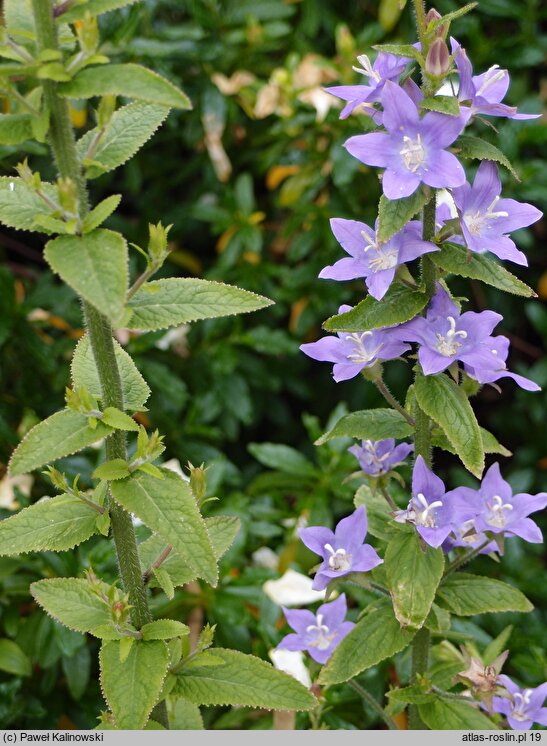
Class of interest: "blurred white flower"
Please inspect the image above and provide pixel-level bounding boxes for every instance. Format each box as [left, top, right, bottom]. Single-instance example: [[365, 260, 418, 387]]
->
[[437, 188, 458, 217], [269, 649, 311, 688], [263, 569, 326, 606], [0, 473, 33, 510], [162, 458, 190, 482], [155, 325, 190, 356], [252, 546, 279, 570]]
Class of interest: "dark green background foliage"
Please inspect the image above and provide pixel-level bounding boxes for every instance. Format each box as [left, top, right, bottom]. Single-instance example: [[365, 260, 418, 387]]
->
[[0, 0, 545, 729]]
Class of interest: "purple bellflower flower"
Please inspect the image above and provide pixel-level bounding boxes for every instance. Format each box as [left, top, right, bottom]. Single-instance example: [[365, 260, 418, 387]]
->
[[276, 593, 355, 664], [453, 41, 540, 121], [299, 505, 383, 591], [452, 161, 542, 266], [300, 304, 410, 383], [493, 676, 547, 730], [455, 463, 547, 544], [396, 284, 540, 391], [348, 438, 413, 477], [327, 52, 410, 120], [320, 218, 437, 300], [394, 455, 454, 548], [344, 80, 466, 200]]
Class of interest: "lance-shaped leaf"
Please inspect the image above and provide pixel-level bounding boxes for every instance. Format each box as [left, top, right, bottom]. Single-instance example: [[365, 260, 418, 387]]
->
[[45, 229, 128, 321], [61, 0, 140, 22], [0, 114, 34, 145], [436, 574, 533, 616], [139, 516, 240, 589], [354, 485, 397, 542], [0, 494, 99, 555], [110, 469, 218, 586], [81, 195, 121, 233], [315, 408, 413, 445], [141, 620, 189, 641], [385, 531, 444, 630], [414, 373, 484, 478], [248, 443, 317, 477], [5, 0, 75, 46], [170, 699, 203, 730], [77, 103, 170, 179], [319, 601, 416, 685], [420, 96, 460, 116], [0, 177, 58, 233], [9, 409, 112, 476], [31, 577, 113, 632], [431, 242, 534, 298], [71, 334, 150, 412], [59, 64, 191, 110], [123, 278, 273, 331], [432, 426, 511, 458], [418, 696, 498, 730], [323, 285, 427, 333], [377, 190, 429, 243], [100, 639, 169, 729], [173, 648, 316, 710], [454, 135, 519, 180], [0, 639, 32, 677]]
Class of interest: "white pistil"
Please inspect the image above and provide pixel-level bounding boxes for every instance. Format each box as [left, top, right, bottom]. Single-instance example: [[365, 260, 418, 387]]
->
[[511, 690, 533, 721], [306, 614, 336, 651], [324, 543, 352, 572], [475, 65, 506, 98], [362, 440, 392, 472], [485, 494, 513, 529], [414, 492, 443, 527], [399, 133, 426, 173], [464, 195, 509, 237], [352, 54, 381, 83], [344, 332, 384, 365], [360, 228, 378, 253], [435, 315, 468, 356]]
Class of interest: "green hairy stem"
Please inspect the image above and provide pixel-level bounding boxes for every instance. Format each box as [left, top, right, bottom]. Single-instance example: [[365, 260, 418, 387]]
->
[[30, 0, 167, 727]]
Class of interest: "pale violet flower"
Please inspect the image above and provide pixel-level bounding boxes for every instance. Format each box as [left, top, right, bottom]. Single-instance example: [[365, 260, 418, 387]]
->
[[494, 677, 547, 730], [263, 569, 326, 607], [348, 438, 413, 477], [269, 649, 312, 688]]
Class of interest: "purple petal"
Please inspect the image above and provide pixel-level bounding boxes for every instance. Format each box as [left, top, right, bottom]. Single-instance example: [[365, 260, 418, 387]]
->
[[352, 543, 383, 572], [344, 132, 393, 168], [482, 236, 528, 266], [507, 517, 543, 544], [330, 217, 373, 255], [494, 198, 543, 234], [534, 708, 547, 727], [423, 150, 466, 189], [319, 593, 348, 629], [417, 524, 453, 548], [276, 633, 307, 653], [413, 455, 446, 501], [507, 715, 534, 731], [282, 607, 316, 635], [387, 442, 414, 466], [472, 69, 509, 104], [366, 268, 396, 300], [300, 337, 342, 364], [334, 505, 367, 549], [398, 238, 438, 264], [320, 256, 367, 281], [458, 310, 502, 341], [299, 526, 335, 557], [333, 362, 366, 382], [512, 492, 547, 515], [481, 463, 512, 502], [381, 80, 420, 131], [419, 346, 453, 375], [472, 160, 501, 207], [382, 168, 421, 200], [428, 283, 460, 319], [423, 111, 466, 149]]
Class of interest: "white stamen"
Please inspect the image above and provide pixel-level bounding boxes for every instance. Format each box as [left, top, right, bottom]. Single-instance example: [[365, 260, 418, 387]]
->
[[475, 65, 506, 97], [399, 133, 426, 173], [464, 196, 509, 237], [511, 690, 533, 721], [485, 494, 513, 529], [435, 316, 468, 356], [360, 228, 377, 252], [9, 182, 15, 192], [324, 543, 352, 572], [414, 492, 443, 527], [353, 54, 381, 84], [344, 332, 384, 365]]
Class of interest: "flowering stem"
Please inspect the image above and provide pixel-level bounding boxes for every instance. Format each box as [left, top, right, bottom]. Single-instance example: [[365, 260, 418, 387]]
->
[[380, 485, 398, 512], [126, 263, 158, 301], [348, 680, 399, 730], [431, 685, 480, 704], [143, 544, 173, 585], [443, 539, 491, 577], [412, 0, 428, 48], [409, 627, 431, 729], [30, 0, 167, 727], [375, 378, 415, 427]]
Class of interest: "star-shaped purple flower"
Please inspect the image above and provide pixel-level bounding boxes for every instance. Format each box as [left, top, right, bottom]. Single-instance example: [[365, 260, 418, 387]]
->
[[396, 284, 540, 391], [319, 218, 437, 300], [393, 456, 453, 548], [493, 676, 547, 730], [299, 505, 383, 591], [451, 161, 542, 266], [276, 593, 355, 664], [348, 438, 413, 477], [344, 80, 466, 200], [452, 40, 540, 121], [455, 463, 547, 544], [327, 52, 411, 120], [300, 305, 410, 383]]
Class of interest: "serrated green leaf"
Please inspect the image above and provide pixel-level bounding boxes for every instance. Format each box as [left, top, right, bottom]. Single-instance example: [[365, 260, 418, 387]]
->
[[31, 577, 112, 632], [421, 96, 460, 116], [141, 620, 190, 641], [170, 698, 204, 730], [373, 42, 423, 62], [247, 443, 316, 477], [454, 135, 519, 180], [377, 191, 429, 244], [77, 103, 170, 179], [429, 2, 478, 32], [101, 407, 139, 432], [0, 639, 32, 677], [385, 532, 444, 630], [100, 639, 169, 729], [37, 61, 70, 82], [61, 0, 140, 22], [71, 334, 150, 412], [93, 459, 131, 481], [0, 494, 98, 555], [432, 426, 511, 458], [0, 114, 33, 145], [0, 177, 58, 233], [111, 469, 217, 586], [483, 625, 513, 665], [425, 603, 451, 633], [436, 574, 533, 616], [323, 285, 427, 333], [316, 408, 413, 445], [418, 696, 497, 730], [432, 242, 534, 297], [387, 684, 435, 705], [354, 485, 397, 541], [414, 374, 484, 478], [174, 648, 316, 710], [45, 229, 128, 321], [82, 195, 121, 233], [59, 64, 192, 110], [319, 601, 416, 685], [124, 278, 273, 331], [9, 409, 112, 476], [140, 516, 240, 591]]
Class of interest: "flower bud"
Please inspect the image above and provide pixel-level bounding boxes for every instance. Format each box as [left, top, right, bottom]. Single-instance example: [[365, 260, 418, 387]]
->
[[57, 177, 79, 215], [148, 221, 172, 266], [425, 7, 446, 37], [425, 38, 450, 77], [188, 461, 207, 502], [75, 13, 99, 53]]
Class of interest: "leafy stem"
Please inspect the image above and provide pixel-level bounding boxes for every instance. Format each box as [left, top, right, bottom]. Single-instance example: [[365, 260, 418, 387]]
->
[[348, 679, 399, 730], [143, 544, 173, 585], [444, 539, 492, 577], [375, 378, 415, 427]]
